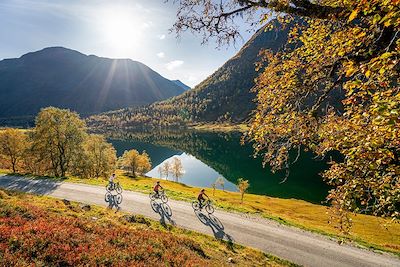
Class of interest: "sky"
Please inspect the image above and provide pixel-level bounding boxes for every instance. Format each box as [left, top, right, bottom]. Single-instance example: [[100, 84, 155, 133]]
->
[[0, 0, 255, 87]]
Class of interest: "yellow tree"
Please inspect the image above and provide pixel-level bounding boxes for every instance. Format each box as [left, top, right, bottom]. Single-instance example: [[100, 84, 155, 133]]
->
[[137, 151, 152, 176], [172, 0, 400, 221], [0, 128, 28, 173], [32, 107, 87, 177], [171, 157, 184, 181], [162, 161, 171, 180], [237, 178, 250, 204], [81, 134, 117, 179], [120, 149, 151, 177]]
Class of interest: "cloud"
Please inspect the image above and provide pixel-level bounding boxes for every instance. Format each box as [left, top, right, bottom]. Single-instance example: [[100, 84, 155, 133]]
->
[[157, 52, 165, 58], [141, 22, 151, 28], [166, 60, 184, 70], [158, 34, 166, 40], [188, 75, 197, 82]]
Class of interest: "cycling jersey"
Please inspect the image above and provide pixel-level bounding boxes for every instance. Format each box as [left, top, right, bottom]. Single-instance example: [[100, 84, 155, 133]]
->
[[154, 184, 162, 191]]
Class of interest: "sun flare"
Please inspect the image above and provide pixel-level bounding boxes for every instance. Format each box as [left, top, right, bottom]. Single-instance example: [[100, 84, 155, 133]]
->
[[101, 10, 142, 53]]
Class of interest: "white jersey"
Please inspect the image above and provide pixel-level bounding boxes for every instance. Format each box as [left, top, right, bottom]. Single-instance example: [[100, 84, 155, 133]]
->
[[109, 175, 115, 182]]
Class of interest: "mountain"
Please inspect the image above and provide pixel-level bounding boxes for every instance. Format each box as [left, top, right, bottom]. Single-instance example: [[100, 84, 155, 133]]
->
[[0, 47, 185, 119], [88, 19, 293, 130], [171, 80, 190, 91]]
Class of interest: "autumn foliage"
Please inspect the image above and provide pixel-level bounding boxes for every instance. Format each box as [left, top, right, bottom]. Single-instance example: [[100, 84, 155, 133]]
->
[[0, 107, 117, 179], [171, 0, 400, 222], [0, 191, 208, 266]]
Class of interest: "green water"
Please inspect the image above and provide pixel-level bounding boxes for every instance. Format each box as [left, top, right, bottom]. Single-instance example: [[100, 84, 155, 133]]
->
[[110, 130, 330, 204]]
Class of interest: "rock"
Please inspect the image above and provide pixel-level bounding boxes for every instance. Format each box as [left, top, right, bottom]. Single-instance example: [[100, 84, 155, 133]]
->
[[62, 199, 71, 205], [80, 204, 91, 211], [121, 215, 151, 226], [228, 257, 235, 264], [91, 217, 98, 221], [122, 215, 136, 223]]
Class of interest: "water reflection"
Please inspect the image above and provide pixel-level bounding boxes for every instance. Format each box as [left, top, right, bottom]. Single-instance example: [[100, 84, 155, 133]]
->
[[147, 153, 238, 192], [109, 130, 330, 204]]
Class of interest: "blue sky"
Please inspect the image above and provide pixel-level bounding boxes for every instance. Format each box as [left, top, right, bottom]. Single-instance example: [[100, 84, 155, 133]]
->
[[0, 0, 255, 87]]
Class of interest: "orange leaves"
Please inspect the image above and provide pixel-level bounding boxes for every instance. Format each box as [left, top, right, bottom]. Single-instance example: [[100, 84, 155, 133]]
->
[[348, 9, 359, 22], [0, 193, 210, 266]]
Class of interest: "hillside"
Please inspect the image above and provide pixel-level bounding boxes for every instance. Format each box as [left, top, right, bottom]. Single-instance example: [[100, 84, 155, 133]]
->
[[0, 47, 185, 120], [0, 189, 291, 266], [87, 19, 292, 130]]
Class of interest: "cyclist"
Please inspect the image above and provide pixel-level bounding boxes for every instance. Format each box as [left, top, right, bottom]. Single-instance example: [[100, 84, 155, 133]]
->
[[197, 189, 209, 210], [153, 181, 163, 198], [109, 173, 116, 189]]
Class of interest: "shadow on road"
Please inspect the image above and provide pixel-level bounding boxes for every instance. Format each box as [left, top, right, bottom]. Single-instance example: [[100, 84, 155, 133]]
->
[[150, 200, 176, 228], [0, 175, 60, 195], [195, 210, 234, 244], [105, 192, 122, 212]]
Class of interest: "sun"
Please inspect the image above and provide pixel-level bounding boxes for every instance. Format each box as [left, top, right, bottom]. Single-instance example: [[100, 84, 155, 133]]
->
[[101, 10, 142, 53]]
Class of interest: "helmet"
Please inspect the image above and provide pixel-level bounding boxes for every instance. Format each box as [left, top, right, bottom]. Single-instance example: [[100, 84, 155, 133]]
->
[[157, 181, 160, 184], [201, 189, 205, 192]]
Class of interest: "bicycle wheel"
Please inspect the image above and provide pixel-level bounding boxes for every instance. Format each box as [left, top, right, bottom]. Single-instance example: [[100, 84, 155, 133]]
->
[[115, 194, 123, 205], [149, 192, 156, 200], [105, 183, 112, 192], [105, 192, 112, 202], [192, 201, 200, 211], [115, 184, 122, 194], [205, 203, 214, 214], [150, 200, 159, 212], [161, 194, 168, 203]]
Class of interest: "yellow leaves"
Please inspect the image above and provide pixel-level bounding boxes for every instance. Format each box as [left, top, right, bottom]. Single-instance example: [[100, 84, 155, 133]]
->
[[380, 52, 392, 59], [348, 9, 359, 22], [344, 61, 359, 78]]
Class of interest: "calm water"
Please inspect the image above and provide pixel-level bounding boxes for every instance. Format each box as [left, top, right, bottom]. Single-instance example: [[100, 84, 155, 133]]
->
[[110, 130, 330, 203]]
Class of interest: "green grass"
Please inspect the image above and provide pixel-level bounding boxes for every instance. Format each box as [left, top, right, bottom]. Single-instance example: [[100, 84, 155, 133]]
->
[[0, 188, 296, 266]]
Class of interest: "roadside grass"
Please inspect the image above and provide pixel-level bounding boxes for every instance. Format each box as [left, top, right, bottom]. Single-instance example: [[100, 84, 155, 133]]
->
[[0, 188, 295, 267], [61, 171, 400, 256]]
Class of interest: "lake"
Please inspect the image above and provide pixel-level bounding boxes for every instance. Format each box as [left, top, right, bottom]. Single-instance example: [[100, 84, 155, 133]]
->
[[110, 130, 330, 204]]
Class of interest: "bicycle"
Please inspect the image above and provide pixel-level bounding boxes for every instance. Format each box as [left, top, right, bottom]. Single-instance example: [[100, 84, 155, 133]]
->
[[149, 190, 168, 203], [106, 181, 122, 194], [192, 199, 214, 214]]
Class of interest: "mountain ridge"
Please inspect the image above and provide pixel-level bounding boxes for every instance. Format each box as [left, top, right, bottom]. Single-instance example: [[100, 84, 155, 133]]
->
[[171, 80, 190, 91], [0, 47, 185, 120]]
